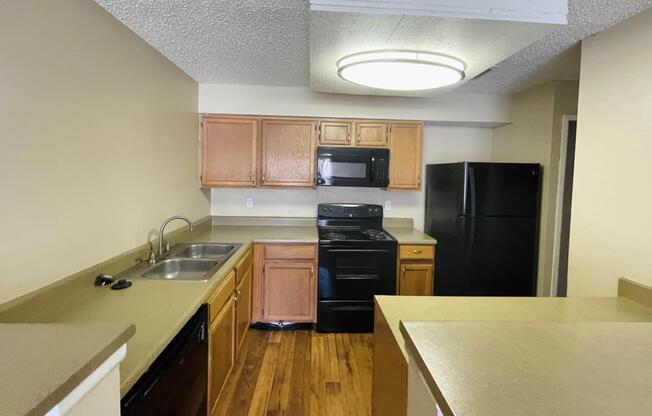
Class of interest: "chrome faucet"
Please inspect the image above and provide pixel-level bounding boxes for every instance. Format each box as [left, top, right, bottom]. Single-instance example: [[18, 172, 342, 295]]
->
[[158, 216, 194, 256]]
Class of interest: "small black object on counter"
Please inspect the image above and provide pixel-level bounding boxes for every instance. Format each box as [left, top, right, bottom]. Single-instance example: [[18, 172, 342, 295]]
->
[[111, 279, 132, 290]]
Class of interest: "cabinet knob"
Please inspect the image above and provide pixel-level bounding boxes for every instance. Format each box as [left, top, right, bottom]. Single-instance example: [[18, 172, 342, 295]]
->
[[412, 249, 423, 254], [262, 174, 266, 184], [417, 178, 421, 187], [251, 174, 255, 184], [401, 266, 406, 273]]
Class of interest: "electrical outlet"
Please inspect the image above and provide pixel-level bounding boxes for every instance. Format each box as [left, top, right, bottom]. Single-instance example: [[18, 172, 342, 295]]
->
[[245, 198, 253, 208], [384, 200, 392, 211]]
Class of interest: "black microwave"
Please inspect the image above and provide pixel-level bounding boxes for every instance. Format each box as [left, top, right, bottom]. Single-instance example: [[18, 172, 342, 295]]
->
[[316, 147, 390, 188]]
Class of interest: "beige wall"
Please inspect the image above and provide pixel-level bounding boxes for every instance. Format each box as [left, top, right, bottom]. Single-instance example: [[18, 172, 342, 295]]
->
[[568, 8, 652, 296], [0, 0, 209, 303], [492, 81, 579, 296], [211, 125, 494, 231]]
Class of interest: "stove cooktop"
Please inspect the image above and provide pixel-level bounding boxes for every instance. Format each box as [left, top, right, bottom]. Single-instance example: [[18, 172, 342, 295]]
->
[[318, 228, 395, 242]]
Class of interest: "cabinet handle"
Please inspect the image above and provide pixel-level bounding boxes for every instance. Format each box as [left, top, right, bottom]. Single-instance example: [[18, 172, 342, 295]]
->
[[310, 266, 314, 278], [411, 249, 423, 254], [401, 266, 406, 273], [262, 174, 266, 184], [356, 133, 360, 144], [417, 177, 421, 187], [251, 174, 255, 184]]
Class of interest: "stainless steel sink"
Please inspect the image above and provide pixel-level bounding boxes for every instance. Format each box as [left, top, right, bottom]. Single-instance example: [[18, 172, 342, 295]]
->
[[142, 259, 218, 281], [173, 243, 237, 259]]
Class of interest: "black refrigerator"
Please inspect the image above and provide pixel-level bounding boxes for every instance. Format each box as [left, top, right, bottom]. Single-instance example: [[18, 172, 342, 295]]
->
[[424, 162, 541, 296]]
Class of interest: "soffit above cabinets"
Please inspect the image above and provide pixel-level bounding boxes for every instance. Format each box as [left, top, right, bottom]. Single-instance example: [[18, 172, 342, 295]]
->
[[309, 0, 567, 97]]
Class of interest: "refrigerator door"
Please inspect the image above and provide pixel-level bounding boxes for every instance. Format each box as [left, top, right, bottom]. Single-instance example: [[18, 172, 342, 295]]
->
[[461, 163, 540, 217], [435, 215, 538, 296]]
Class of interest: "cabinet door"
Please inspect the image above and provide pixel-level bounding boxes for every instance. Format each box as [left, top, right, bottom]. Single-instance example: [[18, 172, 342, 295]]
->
[[263, 262, 316, 322], [389, 123, 423, 190], [319, 120, 352, 146], [201, 117, 257, 187], [399, 263, 434, 296], [208, 296, 235, 415], [260, 119, 317, 187], [354, 122, 388, 147], [235, 264, 252, 354]]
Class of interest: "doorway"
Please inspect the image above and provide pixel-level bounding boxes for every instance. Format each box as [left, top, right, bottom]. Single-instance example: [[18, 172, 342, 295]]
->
[[552, 116, 577, 296]]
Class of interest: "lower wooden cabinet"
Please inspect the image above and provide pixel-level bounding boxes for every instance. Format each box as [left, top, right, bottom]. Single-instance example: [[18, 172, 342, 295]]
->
[[235, 264, 252, 352], [398, 245, 435, 296], [208, 295, 235, 415], [263, 261, 315, 322], [252, 243, 317, 323]]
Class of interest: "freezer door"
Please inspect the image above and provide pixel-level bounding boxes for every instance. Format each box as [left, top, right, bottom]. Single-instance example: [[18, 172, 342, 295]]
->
[[435, 216, 538, 296], [461, 163, 540, 217]]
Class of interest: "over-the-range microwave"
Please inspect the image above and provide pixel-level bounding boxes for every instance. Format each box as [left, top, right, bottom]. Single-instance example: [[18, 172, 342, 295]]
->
[[316, 147, 389, 188]]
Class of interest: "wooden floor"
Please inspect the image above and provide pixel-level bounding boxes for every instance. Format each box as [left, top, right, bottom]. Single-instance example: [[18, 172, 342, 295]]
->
[[213, 329, 373, 416]]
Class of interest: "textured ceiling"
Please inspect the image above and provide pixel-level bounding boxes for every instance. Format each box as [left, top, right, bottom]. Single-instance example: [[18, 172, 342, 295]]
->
[[95, 0, 652, 94]]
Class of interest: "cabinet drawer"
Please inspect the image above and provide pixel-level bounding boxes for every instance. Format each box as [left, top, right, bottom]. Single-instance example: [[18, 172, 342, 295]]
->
[[208, 269, 235, 323], [399, 245, 434, 261], [264, 244, 316, 260], [234, 248, 252, 284]]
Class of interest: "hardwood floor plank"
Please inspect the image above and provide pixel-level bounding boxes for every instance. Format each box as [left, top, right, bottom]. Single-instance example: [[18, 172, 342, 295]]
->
[[265, 331, 296, 415], [247, 335, 282, 416], [213, 330, 269, 416], [218, 329, 372, 416]]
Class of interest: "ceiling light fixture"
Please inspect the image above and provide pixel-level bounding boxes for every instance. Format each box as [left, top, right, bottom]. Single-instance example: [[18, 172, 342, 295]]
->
[[337, 50, 466, 91]]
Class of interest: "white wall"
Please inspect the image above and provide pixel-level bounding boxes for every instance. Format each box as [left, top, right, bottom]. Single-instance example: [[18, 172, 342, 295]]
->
[[567, 7, 652, 296], [211, 125, 493, 231], [0, 1, 209, 303], [199, 84, 510, 126]]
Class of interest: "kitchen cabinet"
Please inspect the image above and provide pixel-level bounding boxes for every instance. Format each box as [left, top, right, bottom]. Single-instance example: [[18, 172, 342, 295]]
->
[[201, 117, 257, 187], [354, 121, 389, 147], [398, 245, 435, 296], [252, 243, 317, 323], [234, 248, 253, 353], [318, 120, 353, 146], [260, 119, 317, 188], [208, 295, 235, 416], [389, 122, 423, 190], [206, 270, 236, 415]]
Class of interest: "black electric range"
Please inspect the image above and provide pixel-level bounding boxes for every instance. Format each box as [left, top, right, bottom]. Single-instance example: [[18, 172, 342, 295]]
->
[[316, 203, 397, 333]]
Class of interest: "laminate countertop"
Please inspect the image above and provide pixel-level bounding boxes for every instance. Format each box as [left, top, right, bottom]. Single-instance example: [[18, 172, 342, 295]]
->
[[385, 227, 437, 245], [0, 323, 134, 416], [0, 224, 316, 397], [401, 321, 652, 416], [375, 295, 652, 361]]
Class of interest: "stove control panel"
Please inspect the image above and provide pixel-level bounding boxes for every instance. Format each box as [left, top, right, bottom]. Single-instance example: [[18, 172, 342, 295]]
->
[[318, 203, 383, 218]]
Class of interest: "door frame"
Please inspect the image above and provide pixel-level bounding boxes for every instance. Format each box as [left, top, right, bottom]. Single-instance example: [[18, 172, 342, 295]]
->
[[550, 115, 577, 297]]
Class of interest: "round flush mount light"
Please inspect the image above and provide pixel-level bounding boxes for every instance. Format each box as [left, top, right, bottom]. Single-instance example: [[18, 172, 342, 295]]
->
[[336, 50, 466, 91]]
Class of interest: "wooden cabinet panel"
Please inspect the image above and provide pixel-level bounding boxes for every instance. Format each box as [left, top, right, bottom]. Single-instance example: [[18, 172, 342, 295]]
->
[[260, 119, 317, 187], [235, 263, 252, 353], [389, 123, 423, 190], [319, 120, 352, 146], [208, 270, 235, 323], [399, 263, 434, 296], [201, 117, 257, 187], [263, 244, 316, 260], [262, 262, 316, 322], [354, 122, 388, 147], [399, 245, 434, 261], [208, 296, 235, 415], [234, 247, 252, 285]]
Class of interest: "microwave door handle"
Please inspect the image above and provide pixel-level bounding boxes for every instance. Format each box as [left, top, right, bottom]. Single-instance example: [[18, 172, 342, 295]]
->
[[369, 155, 376, 184]]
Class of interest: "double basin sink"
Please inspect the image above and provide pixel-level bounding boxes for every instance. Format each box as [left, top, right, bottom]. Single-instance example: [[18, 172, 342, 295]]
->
[[121, 243, 242, 282]]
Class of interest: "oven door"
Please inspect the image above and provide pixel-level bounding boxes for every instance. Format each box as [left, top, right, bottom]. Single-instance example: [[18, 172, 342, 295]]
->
[[318, 244, 397, 300], [317, 147, 373, 187]]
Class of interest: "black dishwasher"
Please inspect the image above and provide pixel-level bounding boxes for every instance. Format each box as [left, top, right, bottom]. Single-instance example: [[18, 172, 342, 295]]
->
[[121, 305, 208, 416]]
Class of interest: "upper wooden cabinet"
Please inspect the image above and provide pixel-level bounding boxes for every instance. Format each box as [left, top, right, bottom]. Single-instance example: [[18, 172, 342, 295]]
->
[[355, 121, 389, 147], [260, 119, 317, 188], [318, 120, 352, 146], [389, 122, 423, 190], [201, 117, 257, 187]]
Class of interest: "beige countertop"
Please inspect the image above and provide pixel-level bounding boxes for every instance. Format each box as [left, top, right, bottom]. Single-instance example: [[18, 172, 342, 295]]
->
[[375, 295, 652, 360], [0, 224, 316, 397], [400, 321, 652, 416], [0, 322, 134, 416], [385, 226, 437, 245]]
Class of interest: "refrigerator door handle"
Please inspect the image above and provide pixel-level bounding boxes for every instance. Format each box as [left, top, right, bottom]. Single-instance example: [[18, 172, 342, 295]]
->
[[468, 166, 477, 217]]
